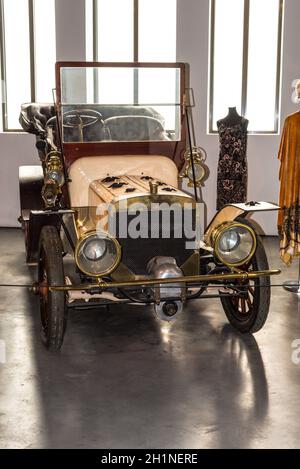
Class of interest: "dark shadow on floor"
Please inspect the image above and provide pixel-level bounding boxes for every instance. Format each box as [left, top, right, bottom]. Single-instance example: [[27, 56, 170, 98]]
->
[[7, 229, 300, 448]]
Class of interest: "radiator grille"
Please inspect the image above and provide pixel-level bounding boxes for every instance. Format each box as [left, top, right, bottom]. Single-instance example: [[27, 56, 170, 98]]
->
[[113, 207, 196, 274]]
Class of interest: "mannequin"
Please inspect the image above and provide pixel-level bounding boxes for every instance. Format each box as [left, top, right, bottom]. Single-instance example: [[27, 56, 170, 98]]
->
[[216, 107, 249, 210], [278, 81, 300, 265], [217, 107, 249, 130]]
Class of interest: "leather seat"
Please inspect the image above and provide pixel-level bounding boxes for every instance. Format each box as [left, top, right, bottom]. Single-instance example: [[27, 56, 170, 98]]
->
[[19, 103, 166, 142], [19, 103, 55, 135], [104, 115, 168, 141]]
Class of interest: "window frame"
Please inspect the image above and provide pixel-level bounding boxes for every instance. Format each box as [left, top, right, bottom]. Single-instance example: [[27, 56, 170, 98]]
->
[[0, 0, 56, 132], [208, 0, 284, 135], [89, 0, 177, 105], [90, 0, 177, 63], [89, 0, 139, 104], [90, 0, 141, 63], [0, 0, 35, 132]]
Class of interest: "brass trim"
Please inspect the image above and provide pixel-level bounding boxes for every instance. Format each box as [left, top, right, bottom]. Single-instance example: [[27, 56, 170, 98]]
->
[[111, 262, 136, 282], [180, 251, 200, 276], [74, 230, 122, 278], [49, 268, 281, 292], [212, 221, 257, 267], [114, 193, 194, 211], [204, 206, 245, 243]]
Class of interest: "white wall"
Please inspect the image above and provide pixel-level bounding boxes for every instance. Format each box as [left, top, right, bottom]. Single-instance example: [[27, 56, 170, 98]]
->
[[0, 133, 36, 226], [177, 0, 300, 235], [55, 0, 86, 61], [1, 0, 299, 233]]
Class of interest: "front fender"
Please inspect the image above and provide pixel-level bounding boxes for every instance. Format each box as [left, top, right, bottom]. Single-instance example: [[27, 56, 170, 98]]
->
[[204, 201, 280, 245], [26, 210, 75, 264]]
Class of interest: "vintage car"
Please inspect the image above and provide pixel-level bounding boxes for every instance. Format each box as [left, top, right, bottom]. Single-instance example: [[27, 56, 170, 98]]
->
[[18, 62, 280, 351]]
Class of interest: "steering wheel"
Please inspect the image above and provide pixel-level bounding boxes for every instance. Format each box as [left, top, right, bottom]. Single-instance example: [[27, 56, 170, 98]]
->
[[63, 109, 104, 141]]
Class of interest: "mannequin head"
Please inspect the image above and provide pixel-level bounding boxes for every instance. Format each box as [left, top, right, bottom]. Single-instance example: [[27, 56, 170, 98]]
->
[[296, 80, 300, 101], [292, 79, 300, 103], [228, 107, 239, 117], [217, 106, 248, 129]]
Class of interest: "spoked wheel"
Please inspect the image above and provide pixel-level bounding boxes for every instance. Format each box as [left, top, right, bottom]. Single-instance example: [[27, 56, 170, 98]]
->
[[38, 225, 67, 351], [230, 280, 256, 316], [220, 219, 270, 334]]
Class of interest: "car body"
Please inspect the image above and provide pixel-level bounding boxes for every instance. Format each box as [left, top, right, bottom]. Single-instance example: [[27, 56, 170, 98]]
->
[[18, 62, 280, 350]]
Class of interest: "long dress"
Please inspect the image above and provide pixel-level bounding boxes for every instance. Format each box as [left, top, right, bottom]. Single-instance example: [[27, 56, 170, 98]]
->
[[216, 120, 248, 210], [278, 111, 300, 264]]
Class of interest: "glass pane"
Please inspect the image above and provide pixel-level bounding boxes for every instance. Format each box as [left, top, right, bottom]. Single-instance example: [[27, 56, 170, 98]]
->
[[3, 0, 31, 129], [211, 0, 244, 131], [97, 0, 133, 61], [139, 0, 177, 61], [97, 68, 134, 105], [34, 0, 56, 103], [138, 68, 179, 131], [61, 67, 134, 105], [60, 66, 181, 142], [246, 0, 280, 132]]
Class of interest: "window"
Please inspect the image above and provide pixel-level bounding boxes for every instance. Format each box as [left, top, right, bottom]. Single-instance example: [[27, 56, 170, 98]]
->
[[85, 0, 177, 129], [86, 0, 177, 62], [138, 0, 177, 62], [0, 0, 56, 131], [209, 0, 284, 134]]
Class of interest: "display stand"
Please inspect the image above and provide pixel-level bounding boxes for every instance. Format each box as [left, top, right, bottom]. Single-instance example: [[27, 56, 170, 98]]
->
[[283, 260, 300, 294]]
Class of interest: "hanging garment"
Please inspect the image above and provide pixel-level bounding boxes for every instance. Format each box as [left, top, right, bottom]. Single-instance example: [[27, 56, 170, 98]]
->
[[216, 121, 248, 210], [278, 111, 300, 264]]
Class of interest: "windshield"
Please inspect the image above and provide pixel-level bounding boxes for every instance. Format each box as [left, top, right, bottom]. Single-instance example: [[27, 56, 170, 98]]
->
[[60, 66, 181, 143]]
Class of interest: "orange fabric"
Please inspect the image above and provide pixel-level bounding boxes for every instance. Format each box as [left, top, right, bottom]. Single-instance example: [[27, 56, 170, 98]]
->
[[278, 112, 300, 264]]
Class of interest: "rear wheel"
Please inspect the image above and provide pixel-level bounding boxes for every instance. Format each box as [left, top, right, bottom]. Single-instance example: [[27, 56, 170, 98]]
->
[[220, 218, 270, 334], [38, 225, 67, 351]]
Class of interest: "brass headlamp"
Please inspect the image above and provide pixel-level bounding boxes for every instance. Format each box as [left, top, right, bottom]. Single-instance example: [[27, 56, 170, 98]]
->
[[42, 151, 65, 207], [75, 230, 121, 277], [180, 146, 209, 187], [211, 221, 257, 267]]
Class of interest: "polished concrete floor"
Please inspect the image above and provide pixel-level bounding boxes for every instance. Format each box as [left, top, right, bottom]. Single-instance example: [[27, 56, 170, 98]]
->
[[0, 228, 300, 449]]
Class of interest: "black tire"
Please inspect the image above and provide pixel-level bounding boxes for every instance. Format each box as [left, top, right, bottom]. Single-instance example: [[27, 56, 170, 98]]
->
[[220, 218, 270, 334], [38, 225, 67, 351]]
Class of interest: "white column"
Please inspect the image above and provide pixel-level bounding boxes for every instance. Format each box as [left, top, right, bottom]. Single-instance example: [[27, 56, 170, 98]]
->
[[55, 0, 86, 61]]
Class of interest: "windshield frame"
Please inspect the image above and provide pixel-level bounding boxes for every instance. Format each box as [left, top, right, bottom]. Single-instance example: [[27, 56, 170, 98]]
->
[[55, 61, 187, 170]]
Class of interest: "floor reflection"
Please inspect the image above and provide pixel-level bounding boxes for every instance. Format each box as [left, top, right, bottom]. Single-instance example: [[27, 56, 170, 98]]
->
[[28, 295, 269, 449], [211, 325, 268, 448], [5, 230, 300, 449]]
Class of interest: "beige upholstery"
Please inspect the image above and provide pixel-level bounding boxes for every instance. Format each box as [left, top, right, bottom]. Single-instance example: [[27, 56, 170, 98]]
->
[[68, 155, 179, 207]]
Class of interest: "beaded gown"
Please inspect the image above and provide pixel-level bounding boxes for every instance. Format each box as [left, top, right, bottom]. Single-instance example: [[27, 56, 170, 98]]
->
[[216, 118, 248, 210]]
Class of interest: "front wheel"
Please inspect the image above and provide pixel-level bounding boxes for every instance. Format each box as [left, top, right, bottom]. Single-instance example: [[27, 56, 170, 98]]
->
[[38, 225, 67, 350], [220, 219, 270, 334]]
